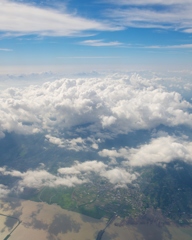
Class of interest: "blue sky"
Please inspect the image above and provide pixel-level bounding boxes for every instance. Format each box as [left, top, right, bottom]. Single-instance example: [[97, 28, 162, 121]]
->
[[0, 0, 192, 74]]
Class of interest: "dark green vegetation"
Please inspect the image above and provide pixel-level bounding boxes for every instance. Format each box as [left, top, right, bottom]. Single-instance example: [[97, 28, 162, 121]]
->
[[26, 179, 139, 219], [140, 161, 192, 224]]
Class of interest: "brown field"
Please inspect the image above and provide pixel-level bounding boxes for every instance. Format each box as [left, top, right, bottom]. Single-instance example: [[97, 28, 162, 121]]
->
[[1, 198, 192, 240]]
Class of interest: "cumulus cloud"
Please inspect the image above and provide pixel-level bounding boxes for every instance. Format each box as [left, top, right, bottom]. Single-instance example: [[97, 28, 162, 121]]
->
[[99, 149, 121, 163], [127, 136, 192, 166], [58, 160, 138, 186], [58, 160, 107, 175], [0, 74, 192, 142], [0, 159, 137, 191], [45, 135, 65, 147], [0, 184, 10, 197], [91, 143, 99, 150], [45, 135, 90, 151], [101, 115, 117, 127], [99, 135, 192, 166], [0, 167, 86, 192], [100, 168, 138, 186]]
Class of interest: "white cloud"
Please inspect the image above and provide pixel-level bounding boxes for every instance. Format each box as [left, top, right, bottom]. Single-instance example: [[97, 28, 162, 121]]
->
[[107, 0, 192, 5], [183, 28, 192, 33], [1, 0, 191, 38], [80, 39, 122, 47], [58, 160, 107, 175], [126, 136, 192, 166], [0, 48, 12, 51], [0, 74, 192, 141], [100, 168, 138, 186], [45, 135, 88, 151], [99, 149, 121, 161], [99, 135, 192, 166], [58, 160, 137, 186], [57, 56, 121, 59], [101, 115, 117, 127], [0, 184, 10, 197], [91, 143, 99, 149], [145, 44, 192, 49], [0, 167, 86, 191], [105, 0, 192, 31], [0, 160, 137, 191], [0, 0, 117, 37], [45, 134, 64, 147]]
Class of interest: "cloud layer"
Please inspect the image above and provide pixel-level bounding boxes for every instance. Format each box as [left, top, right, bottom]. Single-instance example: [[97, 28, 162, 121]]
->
[[0, 73, 192, 139]]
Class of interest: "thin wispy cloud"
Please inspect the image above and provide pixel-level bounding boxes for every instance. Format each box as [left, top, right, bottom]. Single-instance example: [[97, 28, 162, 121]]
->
[[183, 29, 192, 33], [107, 0, 192, 5], [80, 39, 123, 47], [57, 56, 121, 59], [0, 48, 12, 51], [105, 0, 192, 32], [0, 0, 118, 37], [0, 1, 191, 77], [143, 44, 192, 49]]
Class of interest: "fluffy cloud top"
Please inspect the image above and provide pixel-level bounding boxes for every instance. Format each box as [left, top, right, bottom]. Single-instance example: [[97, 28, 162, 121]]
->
[[58, 160, 106, 175], [0, 159, 137, 193], [99, 135, 192, 166], [58, 160, 137, 186], [0, 184, 10, 197], [127, 136, 192, 166], [0, 167, 86, 192], [0, 74, 192, 140], [45, 135, 87, 151]]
